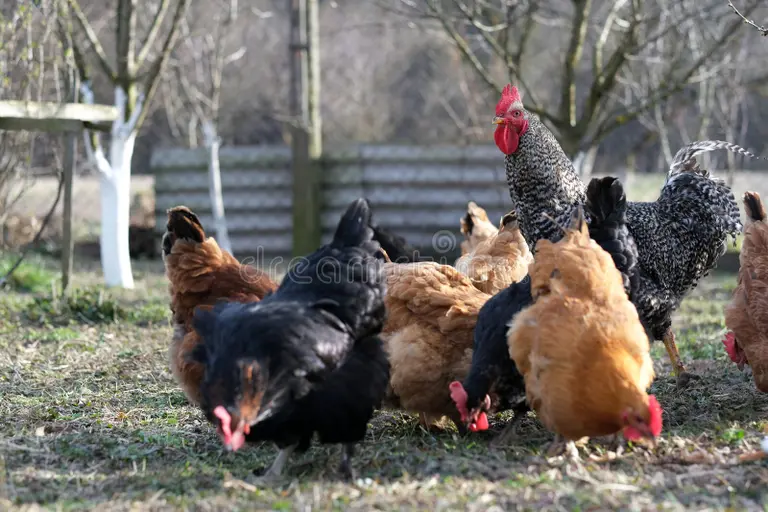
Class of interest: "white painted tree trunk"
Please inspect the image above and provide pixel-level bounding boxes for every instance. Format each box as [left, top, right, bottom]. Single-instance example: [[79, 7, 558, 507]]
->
[[81, 84, 143, 289], [202, 120, 232, 254], [100, 130, 136, 288]]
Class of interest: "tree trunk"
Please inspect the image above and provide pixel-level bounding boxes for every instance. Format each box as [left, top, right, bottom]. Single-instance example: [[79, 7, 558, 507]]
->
[[202, 120, 232, 254], [572, 145, 598, 180], [100, 127, 136, 289]]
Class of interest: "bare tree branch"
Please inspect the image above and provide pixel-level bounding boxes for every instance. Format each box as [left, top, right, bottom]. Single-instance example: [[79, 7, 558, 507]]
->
[[64, 0, 115, 80], [136, 0, 172, 69], [561, 0, 592, 127], [728, 0, 767, 36], [133, 0, 191, 132]]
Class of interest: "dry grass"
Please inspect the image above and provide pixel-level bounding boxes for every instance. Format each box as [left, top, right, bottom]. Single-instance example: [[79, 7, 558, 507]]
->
[[1, 257, 767, 511]]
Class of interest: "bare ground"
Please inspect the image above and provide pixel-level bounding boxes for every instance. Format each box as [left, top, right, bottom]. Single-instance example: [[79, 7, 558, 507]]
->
[[1, 258, 767, 511]]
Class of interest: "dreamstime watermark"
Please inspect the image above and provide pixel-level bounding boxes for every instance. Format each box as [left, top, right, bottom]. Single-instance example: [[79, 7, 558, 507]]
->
[[230, 230, 521, 287]]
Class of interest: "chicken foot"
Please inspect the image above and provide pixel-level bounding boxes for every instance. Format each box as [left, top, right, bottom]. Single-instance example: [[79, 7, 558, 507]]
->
[[253, 444, 297, 484], [338, 443, 357, 481], [661, 329, 699, 387], [544, 435, 580, 460]]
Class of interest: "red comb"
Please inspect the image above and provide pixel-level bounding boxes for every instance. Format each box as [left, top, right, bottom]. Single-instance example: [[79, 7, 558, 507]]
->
[[496, 84, 522, 116], [501, 84, 521, 101], [647, 395, 663, 437], [449, 381, 469, 422]]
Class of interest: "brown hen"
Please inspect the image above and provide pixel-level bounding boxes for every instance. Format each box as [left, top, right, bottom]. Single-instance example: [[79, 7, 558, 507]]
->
[[459, 201, 499, 255], [162, 206, 278, 405], [724, 192, 768, 392]]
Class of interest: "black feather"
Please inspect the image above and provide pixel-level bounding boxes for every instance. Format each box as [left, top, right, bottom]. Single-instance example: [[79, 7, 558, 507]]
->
[[193, 197, 390, 463], [461, 276, 531, 415]]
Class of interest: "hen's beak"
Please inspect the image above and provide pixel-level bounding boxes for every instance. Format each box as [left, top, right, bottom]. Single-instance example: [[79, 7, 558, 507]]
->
[[492, 116, 504, 125]]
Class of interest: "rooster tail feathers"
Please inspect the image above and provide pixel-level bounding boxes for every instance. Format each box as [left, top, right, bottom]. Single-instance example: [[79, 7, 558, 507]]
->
[[332, 198, 375, 249], [669, 140, 768, 176], [744, 191, 766, 223]]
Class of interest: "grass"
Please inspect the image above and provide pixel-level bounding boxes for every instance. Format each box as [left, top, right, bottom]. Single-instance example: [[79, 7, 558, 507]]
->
[[1, 258, 767, 510]]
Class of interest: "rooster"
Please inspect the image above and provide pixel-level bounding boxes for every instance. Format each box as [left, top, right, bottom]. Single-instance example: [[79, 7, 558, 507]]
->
[[494, 83, 764, 385]]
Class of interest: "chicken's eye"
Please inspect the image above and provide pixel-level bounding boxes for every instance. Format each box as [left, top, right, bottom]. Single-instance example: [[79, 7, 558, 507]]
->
[[512, 111, 521, 118]]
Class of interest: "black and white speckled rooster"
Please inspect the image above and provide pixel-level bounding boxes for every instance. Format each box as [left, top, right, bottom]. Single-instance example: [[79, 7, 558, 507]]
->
[[494, 84, 765, 385]]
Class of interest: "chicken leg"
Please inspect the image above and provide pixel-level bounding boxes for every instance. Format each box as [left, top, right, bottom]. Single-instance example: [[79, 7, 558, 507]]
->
[[545, 435, 580, 460], [253, 444, 296, 484], [661, 329, 698, 387], [338, 443, 357, 481]]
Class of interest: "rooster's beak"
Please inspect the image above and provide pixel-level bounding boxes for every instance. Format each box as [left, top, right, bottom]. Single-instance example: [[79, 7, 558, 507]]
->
[[492, 116, 504, 125]]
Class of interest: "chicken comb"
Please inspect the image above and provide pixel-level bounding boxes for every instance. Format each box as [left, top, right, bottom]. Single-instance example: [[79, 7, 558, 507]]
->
[[647, 395, 663, 437], [213, 406, 233, 441], [496, 84, 522, 116], [449, 381, 469, 422]]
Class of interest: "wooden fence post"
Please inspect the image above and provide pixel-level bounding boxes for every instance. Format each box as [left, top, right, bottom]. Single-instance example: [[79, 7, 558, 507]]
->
[[289, 0, 322, 258]]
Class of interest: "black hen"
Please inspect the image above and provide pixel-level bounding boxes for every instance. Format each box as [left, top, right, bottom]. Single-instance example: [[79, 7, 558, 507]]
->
[[371, 223, 421, 263], [451, 177, 639, 438], [450, 276, 531, 437], [191, 198, 390, 481]]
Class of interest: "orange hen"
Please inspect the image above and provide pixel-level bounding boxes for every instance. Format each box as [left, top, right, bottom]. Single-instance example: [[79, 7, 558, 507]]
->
[[507, 206, 661, 454], [724, 192, 768, 392], [162, 206, 278, 405]]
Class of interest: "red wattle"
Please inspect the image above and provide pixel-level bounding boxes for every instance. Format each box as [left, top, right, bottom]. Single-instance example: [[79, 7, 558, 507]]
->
[[494, 125, 519, 155], [469, 412, 490, 432]]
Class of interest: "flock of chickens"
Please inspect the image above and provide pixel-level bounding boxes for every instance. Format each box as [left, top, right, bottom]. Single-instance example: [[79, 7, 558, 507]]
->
[[160, 84, 768, 481]]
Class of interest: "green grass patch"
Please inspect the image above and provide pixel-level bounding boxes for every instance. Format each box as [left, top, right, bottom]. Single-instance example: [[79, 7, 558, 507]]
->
[[0, 253, 58, 293], [1, 256, 767, 510]]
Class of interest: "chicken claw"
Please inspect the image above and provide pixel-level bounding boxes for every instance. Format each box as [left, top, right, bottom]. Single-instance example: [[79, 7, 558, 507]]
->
[[661, 329, 699, 387], [545, 435, 567, 457]]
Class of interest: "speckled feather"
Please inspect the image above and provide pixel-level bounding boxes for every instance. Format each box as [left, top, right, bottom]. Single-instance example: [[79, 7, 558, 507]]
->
[[505, 111, 750, 341]]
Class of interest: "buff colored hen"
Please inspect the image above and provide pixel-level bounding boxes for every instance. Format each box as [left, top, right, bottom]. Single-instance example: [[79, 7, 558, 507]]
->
[[455, 209, 532, 295], [382, 261, 491, 432], [508, 203, 662, 456]]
